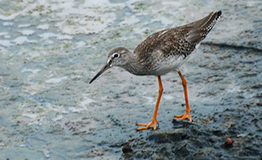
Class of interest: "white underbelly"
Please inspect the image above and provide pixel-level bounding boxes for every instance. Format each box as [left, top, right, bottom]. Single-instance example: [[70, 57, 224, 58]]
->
[[153, 45, 199, 75], [153, 56, 186, 75]]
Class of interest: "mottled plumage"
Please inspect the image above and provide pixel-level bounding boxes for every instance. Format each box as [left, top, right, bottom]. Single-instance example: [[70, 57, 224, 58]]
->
[[90, 11, 222, 130]]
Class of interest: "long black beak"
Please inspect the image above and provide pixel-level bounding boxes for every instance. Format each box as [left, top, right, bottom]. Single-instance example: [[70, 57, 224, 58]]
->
[[89, 62, 111, 84]]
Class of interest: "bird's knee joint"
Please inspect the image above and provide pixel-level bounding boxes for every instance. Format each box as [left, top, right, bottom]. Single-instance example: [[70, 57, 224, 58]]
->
[[159, 88, 163, 94], [181, 79, 187, 87]]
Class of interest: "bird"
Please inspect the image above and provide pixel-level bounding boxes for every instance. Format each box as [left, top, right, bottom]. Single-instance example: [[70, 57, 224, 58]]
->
[[89, 11, 222, 130]]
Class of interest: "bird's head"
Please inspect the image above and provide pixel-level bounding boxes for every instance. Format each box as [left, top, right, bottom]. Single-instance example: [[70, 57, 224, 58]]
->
[[89, 47, 131, 84]]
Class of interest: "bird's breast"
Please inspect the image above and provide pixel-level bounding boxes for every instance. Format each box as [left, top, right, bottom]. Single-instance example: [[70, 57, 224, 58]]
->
[[124, 53, 187, 76]]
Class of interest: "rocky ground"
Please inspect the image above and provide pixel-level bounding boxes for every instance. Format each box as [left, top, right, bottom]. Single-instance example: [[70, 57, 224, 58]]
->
[[0, 0, 261, 159]]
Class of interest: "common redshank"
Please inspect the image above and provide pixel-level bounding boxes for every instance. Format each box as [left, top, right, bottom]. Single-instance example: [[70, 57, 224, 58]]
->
[[90, 11, 222, 130]]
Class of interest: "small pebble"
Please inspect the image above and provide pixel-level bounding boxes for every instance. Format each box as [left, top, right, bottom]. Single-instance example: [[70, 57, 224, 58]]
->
[[122, 145, 133, 153], [225, 138, 234, 146]]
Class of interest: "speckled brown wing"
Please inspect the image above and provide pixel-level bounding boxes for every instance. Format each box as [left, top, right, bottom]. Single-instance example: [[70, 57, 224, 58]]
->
[[185, 11, 222, 44], [134, 11, 221, 61]]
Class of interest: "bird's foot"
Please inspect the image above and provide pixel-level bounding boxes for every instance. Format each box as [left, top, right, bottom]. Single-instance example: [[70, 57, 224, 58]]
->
[[174, 111, 192, 122], [136, 118, 159, 131]]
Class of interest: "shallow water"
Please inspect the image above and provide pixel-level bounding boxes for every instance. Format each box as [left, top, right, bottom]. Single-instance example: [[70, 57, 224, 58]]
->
[[0, 0, 261, 159]]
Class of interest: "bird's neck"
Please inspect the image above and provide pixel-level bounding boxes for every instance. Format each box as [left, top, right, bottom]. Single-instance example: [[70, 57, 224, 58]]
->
[[121, 51, 141, 75]]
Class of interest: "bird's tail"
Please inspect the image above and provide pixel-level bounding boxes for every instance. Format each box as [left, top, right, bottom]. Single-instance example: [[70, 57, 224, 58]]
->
[[186, 11, 222, 44]]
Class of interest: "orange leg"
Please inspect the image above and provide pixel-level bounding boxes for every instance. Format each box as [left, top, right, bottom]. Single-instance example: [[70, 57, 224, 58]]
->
[[174, 71, 192, 122], [137, 76, 163, 130]]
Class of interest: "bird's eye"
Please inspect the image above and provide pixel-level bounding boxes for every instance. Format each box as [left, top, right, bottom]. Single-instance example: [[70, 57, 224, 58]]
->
[[112, 53, 119, 58]]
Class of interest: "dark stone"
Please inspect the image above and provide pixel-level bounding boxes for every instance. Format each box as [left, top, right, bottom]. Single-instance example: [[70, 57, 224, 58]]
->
[[122, 145, 133, 153]]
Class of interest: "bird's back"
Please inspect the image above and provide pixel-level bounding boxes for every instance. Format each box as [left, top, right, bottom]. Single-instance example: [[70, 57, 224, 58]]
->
[[132, 11, 221, 75]]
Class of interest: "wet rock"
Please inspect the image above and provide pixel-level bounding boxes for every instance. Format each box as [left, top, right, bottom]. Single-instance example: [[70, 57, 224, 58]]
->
[[225, 138, 234, 146], [173, 142, 189, 157], [147, 129, 188, 143], [1, 0, 262, 159], [122, 145, 133, 153]]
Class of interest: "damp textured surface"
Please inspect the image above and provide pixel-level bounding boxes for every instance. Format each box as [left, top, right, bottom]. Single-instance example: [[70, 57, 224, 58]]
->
[[0, 0, 261, 159]]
